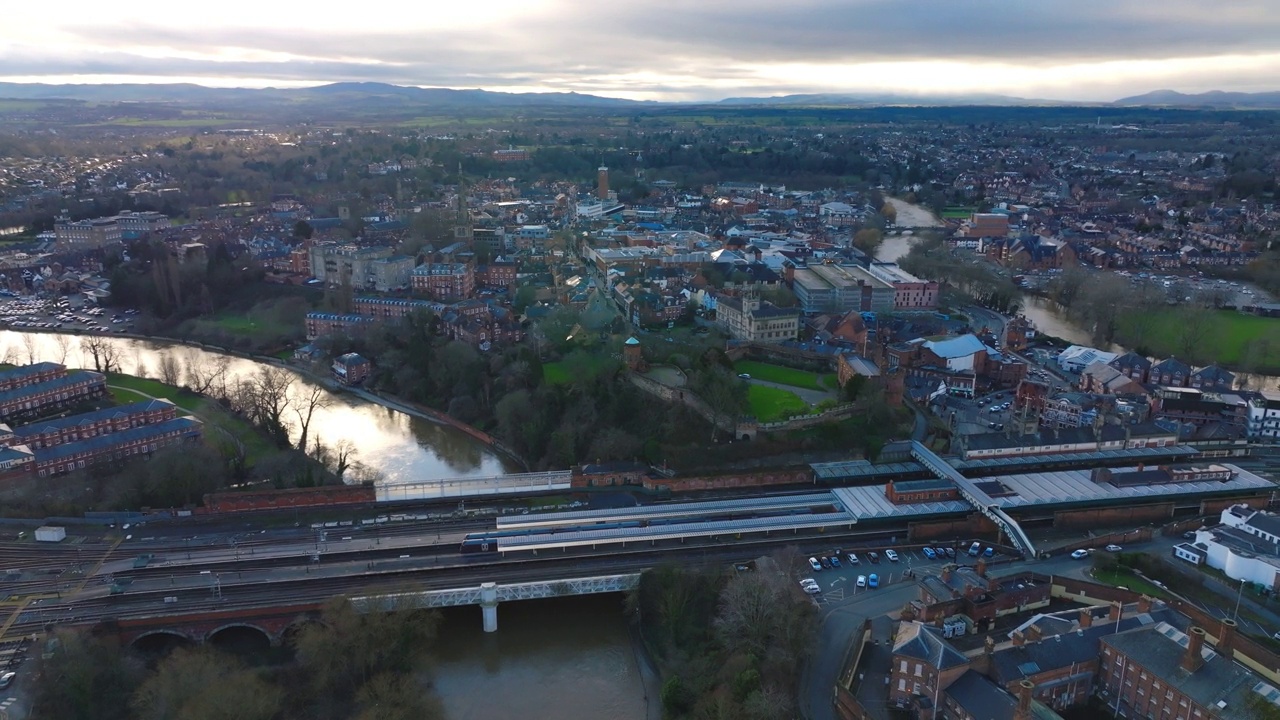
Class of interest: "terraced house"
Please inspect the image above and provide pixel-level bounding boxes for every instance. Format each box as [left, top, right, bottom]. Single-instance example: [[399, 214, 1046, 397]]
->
[[0, 371, 107, 422]]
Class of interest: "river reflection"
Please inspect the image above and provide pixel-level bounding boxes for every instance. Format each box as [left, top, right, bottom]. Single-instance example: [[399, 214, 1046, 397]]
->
[[0, 331, 517, 484], [431, 595, 649, 720]]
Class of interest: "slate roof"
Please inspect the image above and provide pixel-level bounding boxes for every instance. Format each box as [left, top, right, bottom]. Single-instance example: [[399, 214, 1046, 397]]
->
[[992, 609, 1179, 684], [0, 362, 63, 385], [924, 334, 986, 359], [14, 399, 174, 437], [944, 670, 1018, 719], [0, 372, 104, 407], [35, 416, 203, 464], [1102, 622, 1259, 716], [893, 622, 969, 670]]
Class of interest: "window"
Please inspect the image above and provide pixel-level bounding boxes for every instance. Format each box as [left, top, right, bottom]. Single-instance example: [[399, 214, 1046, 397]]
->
[[914, 664, 923, 677]]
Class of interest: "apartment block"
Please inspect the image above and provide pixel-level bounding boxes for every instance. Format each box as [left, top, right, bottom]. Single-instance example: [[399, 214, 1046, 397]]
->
[[0, 372, 107, 422], [791, 264, 895, 315], [412, 262, 475, 302]]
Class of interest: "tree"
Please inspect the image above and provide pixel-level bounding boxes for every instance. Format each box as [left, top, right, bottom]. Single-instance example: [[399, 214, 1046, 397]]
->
[[293, 219, 314, 240], [184, 352, 231, 398], [82, 334, 121, 374], [880, 201, 898, 224], [158, 352, 182, 387], [291, 383, 331, 452], [853, 228, 884, 257], [20, 332, 38, 365], [699, 367, 748, 440], [351, 673, 444, 720], [230, 366, 295, 444], [30, 629, 145, 720], [131, 647, 282, 720], [1176, 305, 1215, 361], [53, 333, 71, 365], [312, 436, 358, 479]]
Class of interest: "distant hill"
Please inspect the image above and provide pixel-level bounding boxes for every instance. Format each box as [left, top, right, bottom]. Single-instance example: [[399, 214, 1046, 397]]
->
[[1113, 89, 1280, 109], [716, 92, 1055, 107], [0, 81, 646, 108]]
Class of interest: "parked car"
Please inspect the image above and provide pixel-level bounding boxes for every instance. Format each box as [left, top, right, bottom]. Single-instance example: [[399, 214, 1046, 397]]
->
[[846, 552, 860, 565], [819, 556, 832, 569], [1071, 549, 1090, 559], [968, 542, 982, 557], [799, 579, 821, 595], [856, 575, 867, 588], [868, 551, 880, 564], [808, 557, 823, 571], [0, 671, 14, 690], [829, 556, 841, 568], [983, 547, 995, 558], [1105, 544, 1123, 552], [922, 547, 937, 560], [868, 573, 880, 588], [943, 547, 956, 559], [885, 549, 899, 562]]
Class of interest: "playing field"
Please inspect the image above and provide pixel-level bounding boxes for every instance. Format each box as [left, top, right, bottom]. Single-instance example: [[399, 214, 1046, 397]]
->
[[733, 360, 834, 391], [747, 384, 810, 422], [1117, 309, 1280, 369]]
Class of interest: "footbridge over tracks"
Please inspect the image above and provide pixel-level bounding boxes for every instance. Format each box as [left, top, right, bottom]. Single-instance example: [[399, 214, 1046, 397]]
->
[[376, 470, 574, 502], [909, 441, 1037, 558], [350, 573, 640, 632]]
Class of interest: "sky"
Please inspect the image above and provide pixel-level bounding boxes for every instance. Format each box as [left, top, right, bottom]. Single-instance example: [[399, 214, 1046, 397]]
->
[[2, 0, 1279, 101]]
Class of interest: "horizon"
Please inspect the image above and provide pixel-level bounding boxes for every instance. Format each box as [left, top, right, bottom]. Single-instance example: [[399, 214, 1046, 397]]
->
[[2, 1, 1279, 102]]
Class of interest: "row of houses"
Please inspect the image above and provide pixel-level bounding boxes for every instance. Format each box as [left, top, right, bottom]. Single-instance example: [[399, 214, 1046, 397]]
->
[[0, 366, 108, 423], [304, 295, 524, 349]]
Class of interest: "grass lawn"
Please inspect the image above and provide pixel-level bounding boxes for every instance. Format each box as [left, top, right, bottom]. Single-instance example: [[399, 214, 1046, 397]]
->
[[106, 373, 203, 412], [542, 362, 574, 385], [747, 384, 810, 422], [1116, 308, 1280, 369], [542, 353, 615, 385], [1091, 566, 1167, 598], [108, 387, 152, 405], [941, 207, 976, 219], [734, 360, 834, 391]]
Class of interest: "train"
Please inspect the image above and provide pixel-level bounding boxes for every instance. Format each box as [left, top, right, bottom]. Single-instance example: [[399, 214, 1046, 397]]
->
[[459, 506, 831, 553]]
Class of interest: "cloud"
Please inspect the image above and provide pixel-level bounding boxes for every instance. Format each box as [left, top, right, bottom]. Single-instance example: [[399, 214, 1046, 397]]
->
[[2, 0, 1278, 99]]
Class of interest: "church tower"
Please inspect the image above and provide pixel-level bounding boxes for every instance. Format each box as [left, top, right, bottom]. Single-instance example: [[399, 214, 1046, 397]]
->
[[454, 164, 473, 247]]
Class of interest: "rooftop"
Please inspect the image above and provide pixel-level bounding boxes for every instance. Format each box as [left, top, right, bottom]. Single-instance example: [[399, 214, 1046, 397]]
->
[[1102, 622, 1259, 716], [893, 621, 969, 670], [14, 399, 174, 437], [961, 463, 1274, 510]]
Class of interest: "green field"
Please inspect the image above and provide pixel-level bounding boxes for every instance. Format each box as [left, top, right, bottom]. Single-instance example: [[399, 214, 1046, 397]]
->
[[108, 373, 275, 462], [747, 384, 810, 422], [1116, 309, 1280, 369], [733, 360, 834, 391], [941, 206, 976, 219], [542, 353, 614, 385], [543, 362, 573, 385], [107, 373, 202, 412]]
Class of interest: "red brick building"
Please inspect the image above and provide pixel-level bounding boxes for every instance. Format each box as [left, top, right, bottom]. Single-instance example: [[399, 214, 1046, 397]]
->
[[886, 478, 960, 504], [32, 416, 203, 478], [476, 261, 517, 291], [304, 312, 378, 341], [413, 262, 475, 301], [0, 371, 107, 422], [0, 362, 67, 392], [1, 399, 177, 449]]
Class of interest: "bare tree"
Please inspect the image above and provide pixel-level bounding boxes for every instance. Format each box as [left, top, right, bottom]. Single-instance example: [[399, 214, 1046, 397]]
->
[[158, 353, 182, 386], [52, 333, 71, 365], [81, 335, 121, 373], [229, 366, 294, 444], [291, 383, 331, 452], [312, 436, 358, 479], [20, 333, 38, 365], [1176, 306, 1215, 361], [185, 352, 232, 399], [0, 342, 13, 366]]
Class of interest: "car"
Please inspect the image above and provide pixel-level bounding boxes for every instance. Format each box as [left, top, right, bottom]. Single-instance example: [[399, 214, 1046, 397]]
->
[[856, 575, 867, 588], [819, 556, 832, 569], [808, 557, 823, 571], [737, 373, 751, 379], [868, 573, 879, 588], [846, 552, 860, 565], [829, 556, 841, 568], [885, 549, 899, 562], [968, 542, 982, 557], [1071, 549, 1090, 559], [867, 551, 880, 564], [799, 579, 820, 594], [0, 670, 14, 689], [1105, 544, 1123, 552], [922, 547, 937, 560], [983, 547, 995, 558], [944, 548, 956, 559]]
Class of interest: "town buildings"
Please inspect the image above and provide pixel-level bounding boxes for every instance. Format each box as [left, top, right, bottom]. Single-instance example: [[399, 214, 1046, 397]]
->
[[332, 353, 371, 385], [54, 210, 169, 250], [791, 264, 896, 315], [0, 368, 107, 422], [715, 290, 801, 343], [308, 243, 393, 288], [412, 262, 475, 302], [865, 263, 940, 310]]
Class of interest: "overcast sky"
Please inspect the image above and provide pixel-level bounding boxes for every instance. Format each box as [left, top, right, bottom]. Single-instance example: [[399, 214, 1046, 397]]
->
[[3, 0, 1279, 100]]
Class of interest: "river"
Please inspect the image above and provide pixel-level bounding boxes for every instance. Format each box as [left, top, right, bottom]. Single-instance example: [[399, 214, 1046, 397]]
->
[[0, 330, 518, 484], [431, 595, 650, 720]]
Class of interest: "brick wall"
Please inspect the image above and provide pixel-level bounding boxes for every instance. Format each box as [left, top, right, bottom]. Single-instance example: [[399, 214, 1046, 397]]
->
[[907, 514, 998, 542], [641, 468, 813, 493], [202, 484, 376, 512], [1052, 504, 1174, 529]]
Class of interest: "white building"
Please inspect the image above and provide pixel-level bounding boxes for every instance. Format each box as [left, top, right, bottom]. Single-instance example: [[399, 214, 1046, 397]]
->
[[1056, 345, 1118, 374], [1173, 504, 1280, 590], [1248, 390, 1280, 442]]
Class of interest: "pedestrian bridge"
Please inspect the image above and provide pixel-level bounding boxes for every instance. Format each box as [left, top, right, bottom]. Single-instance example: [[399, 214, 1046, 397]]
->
[[348, 573, 640, 632], [909, 441, 1037, 558], [375, 470, 574, 502]]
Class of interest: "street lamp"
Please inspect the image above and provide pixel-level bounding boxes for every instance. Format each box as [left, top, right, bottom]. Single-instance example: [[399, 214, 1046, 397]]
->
[[1234, 577, 1246, 621]]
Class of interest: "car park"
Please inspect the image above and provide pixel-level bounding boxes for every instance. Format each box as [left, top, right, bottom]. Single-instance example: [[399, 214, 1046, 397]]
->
[[1071, 549, 1090, 559], [885, 549, 899, 562], [808, 557, 823, 571], [868, 574, 879, 588], [856, 575, 867, 588]]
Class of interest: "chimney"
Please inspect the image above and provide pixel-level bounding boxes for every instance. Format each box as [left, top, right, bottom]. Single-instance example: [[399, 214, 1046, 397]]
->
[[941, 565, 953, 584], [1027, 624, 1043, 644], [976, 557, 988, 578], [1012, 630, 1025, 647], [1137, 595, 1152, 614], [1109, 601, 1122, 622], [1181, 627, 1206, 673], [984, 635, 996, 655], [1218, 618, 1238, 658], [1015, 680, 1035, 720], [1078, 608, 1093, 629]]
